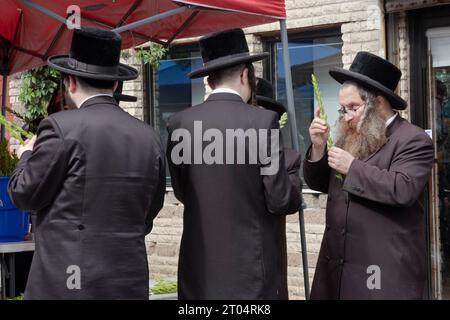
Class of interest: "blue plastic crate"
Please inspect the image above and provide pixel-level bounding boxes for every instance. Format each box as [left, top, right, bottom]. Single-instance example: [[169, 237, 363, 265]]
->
[[0, 176, 15, 210], [0, 176, 30, 242], [0, 208, 30, 242]]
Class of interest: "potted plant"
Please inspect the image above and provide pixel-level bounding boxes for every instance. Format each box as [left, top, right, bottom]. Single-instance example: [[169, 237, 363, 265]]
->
[[0, 139, 30, 242]]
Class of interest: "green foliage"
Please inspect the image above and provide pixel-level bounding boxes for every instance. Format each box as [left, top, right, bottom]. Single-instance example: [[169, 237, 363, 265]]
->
[[18, 67, 59, 122], [7, 293, 24, 300], [0, 139, 19, 176], [311, 74, 343, 181], [279, 112, 288, 129], [311, 74, 333, 149], [150, 279, 177, 295], [136, 43, 168, 69], [0, 114, 33, 144]]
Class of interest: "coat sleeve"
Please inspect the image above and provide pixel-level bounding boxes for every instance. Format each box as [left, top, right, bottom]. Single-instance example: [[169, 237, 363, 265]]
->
[[8, 117, 67, 212], [262, 114, 295, 215], [284, 148, 302, 214], [342, 131, 434, 207], [145, 150, 166, 235], [166, 116, 186, 203], [303, 144, 330, 193]]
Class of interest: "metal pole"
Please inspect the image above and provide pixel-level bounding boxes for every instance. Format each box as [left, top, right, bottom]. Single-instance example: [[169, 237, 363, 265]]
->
[[280, 19, 310, 300], [20, 0, 68, 25], [113, 6, 189, 33], [1, 75, 7, 142]]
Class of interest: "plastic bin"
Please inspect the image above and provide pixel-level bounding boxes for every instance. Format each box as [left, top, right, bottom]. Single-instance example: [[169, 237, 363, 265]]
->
[[0, 176, 30, 242]]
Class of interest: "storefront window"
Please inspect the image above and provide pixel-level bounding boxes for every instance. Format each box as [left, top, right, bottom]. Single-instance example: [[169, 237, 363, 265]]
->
[[427, 26, 450, 299], [266, 33, 343, 176], [147, 48, 205, 181]]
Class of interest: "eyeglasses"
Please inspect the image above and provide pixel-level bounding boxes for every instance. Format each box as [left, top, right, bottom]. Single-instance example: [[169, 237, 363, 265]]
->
[[337, 104, 365, 116]]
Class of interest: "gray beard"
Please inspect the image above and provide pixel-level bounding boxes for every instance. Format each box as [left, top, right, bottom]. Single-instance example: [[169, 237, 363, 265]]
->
[[334, 107, 387, 160]]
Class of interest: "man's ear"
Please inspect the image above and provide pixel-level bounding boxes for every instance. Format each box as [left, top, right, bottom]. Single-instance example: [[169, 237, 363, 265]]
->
[[112, 81, 119, 92], [68, 75, 77, 93], [207, 76, 215, 90], [241, 67, 249, 86], [375, 95, 385, 108]]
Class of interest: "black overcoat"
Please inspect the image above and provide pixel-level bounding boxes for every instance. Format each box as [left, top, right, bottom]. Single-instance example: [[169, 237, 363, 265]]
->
[[167, 93, 301, 299], [8, 96, 166, 300]]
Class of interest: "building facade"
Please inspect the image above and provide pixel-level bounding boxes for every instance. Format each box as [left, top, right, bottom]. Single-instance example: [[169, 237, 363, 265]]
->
[[6, 0, 450, 299]]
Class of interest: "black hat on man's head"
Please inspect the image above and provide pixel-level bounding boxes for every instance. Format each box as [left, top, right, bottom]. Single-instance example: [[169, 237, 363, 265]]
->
[[329, 51, 407, 110], [188, 28, 269, 79], [48, 27, 138, 81], [256, 78, 286, 119]]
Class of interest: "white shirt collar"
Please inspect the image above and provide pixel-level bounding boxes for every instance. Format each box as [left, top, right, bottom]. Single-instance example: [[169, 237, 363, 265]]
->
[[386, 112, 398, 127], [211, 88, 241, 98], [79, 93, 114, 108]]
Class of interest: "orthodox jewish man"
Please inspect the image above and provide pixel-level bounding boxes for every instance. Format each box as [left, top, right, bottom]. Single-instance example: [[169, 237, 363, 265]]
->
[[255, 77, 303, 299], [8, 27, 166, 300], [304, 51, 434, 299], [167, 29, 301, 300]]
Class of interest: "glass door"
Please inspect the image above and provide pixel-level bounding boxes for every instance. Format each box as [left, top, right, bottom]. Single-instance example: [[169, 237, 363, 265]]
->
[[427, 26, 450, 299]]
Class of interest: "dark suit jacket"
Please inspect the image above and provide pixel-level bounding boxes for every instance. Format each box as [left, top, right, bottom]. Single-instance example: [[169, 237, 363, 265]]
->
[[167, 92, 301, 300], [8, 96, 166, 300], [303, 115, 434, 299]]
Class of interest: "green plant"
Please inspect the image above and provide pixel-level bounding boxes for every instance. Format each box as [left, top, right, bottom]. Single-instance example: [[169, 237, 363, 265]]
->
[[311, 74, 343, 181], [136, 43, 168, 69], [0, 114, 33, 144], [279, 112, 288, 129], [0, 139, 19, 176], [7, 293, 24, 300], [150, 279, 177, 295], [18, 67, 60, 127]]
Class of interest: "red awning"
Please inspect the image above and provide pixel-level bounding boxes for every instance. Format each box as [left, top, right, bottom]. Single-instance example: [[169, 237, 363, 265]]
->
[[174, 0, 286, 19], [0, 0, 286, 76]]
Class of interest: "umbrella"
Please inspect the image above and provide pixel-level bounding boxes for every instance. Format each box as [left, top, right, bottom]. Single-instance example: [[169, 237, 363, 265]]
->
[[1, 0, 310, 298]]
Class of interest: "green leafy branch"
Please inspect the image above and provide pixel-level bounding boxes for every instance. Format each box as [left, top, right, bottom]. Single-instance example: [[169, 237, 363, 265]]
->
[[18, 67, 59, 129], [0, 114, 33, 144], [311, 74, 343, 181], [0, 139, 19, 176], [279, 112, 288, 129], [136, 43, 168, 69]]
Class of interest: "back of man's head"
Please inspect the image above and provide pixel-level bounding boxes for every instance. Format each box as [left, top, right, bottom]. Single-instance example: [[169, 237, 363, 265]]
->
[[207, 63, 257, 105], [77, 77, 116, 93]]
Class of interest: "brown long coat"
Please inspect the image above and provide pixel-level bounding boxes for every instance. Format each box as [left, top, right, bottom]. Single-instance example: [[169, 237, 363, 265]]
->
[[303, 115, 434, 299]]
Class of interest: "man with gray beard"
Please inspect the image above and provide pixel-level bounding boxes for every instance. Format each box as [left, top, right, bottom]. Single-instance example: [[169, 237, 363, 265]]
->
[[303, 52, 434, 299]]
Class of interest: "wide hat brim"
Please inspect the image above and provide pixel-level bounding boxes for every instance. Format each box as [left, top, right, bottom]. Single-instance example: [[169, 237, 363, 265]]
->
[[188, 53, 269, 79], [256, 95, 286, 119], [48, 55, 139, 81], [329, 67, 407, 110]]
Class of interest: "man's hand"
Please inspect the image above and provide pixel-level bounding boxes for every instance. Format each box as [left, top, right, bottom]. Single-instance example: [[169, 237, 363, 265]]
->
[[309, 108, 328, 161], [328, 146, 355, 175], [17, 135, 37, 159]]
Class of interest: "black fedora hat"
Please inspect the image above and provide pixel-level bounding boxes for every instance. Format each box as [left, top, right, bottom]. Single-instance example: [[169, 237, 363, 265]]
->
[[188, 28, 269, 79], [329, 51, 407, 110], [48, 27, 138, 81], [256, 78, 286, 119]]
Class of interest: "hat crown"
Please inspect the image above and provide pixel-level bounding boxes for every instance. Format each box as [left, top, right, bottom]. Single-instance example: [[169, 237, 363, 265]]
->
[[349, 52, 401, 91], [70, 27, 122, 67], [199, 28, 250, 64], [256, 78, 275, 99]]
